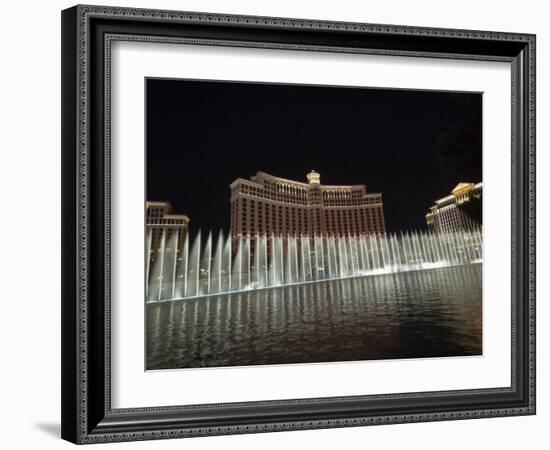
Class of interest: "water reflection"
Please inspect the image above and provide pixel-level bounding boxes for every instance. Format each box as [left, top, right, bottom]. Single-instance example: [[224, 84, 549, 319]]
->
[[147, 264, 482, 370]]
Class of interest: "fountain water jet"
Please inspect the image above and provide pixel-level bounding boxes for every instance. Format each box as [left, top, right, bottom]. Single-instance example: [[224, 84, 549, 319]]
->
[[147, 227, 483, 302]]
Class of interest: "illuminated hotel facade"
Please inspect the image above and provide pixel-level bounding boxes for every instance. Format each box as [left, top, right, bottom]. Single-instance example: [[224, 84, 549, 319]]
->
[[146, 201, 190, 284], [425, 182, 482, 234], [230, 171, 386, 249]]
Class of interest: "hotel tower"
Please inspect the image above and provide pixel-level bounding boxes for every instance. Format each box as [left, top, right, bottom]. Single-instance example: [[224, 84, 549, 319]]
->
[[425, 182, 482, 234], [146, 201, 189, 290], [230, 171, 386, 250]]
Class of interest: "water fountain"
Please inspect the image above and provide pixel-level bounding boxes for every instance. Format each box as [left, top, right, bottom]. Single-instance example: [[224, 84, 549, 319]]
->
[[146, 227, 483, 302]]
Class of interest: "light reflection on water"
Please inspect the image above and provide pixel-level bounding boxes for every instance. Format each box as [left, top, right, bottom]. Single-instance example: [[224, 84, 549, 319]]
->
[[147, 264, 482, 370]]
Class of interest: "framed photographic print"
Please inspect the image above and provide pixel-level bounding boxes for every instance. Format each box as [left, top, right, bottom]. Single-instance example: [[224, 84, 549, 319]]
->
[[61, 5, 536, 444]]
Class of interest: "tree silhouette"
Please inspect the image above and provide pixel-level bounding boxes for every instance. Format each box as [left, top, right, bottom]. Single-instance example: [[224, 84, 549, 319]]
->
[[434, 117, 482, 183]]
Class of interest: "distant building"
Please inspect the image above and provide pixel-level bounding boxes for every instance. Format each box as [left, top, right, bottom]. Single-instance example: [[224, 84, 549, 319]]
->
[[230, 171, 386, 250], [426, 182, 482, 233], [146, 201, 190, 285]]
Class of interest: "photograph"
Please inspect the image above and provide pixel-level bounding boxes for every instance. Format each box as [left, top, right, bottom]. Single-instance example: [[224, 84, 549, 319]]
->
[[145, 78, 483, 370]]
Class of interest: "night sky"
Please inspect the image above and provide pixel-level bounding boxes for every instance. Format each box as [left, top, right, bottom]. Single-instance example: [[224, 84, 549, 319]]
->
[[147, 78, 482, 234]]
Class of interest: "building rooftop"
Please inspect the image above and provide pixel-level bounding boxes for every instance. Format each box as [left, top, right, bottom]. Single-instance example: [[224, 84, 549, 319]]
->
[[434, 182, 482, 205], [244, 171, 369, 191]]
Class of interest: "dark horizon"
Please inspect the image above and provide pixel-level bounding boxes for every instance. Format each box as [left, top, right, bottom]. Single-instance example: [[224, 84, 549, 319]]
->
[[146, 78, 482, 234]]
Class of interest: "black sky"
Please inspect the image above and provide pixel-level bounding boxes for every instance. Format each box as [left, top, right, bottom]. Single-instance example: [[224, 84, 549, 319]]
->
[[146, 78, 482, 233]]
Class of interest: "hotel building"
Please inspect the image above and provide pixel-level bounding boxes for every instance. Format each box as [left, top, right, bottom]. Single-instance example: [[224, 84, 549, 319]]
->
[[230, 171, 386, 249], [146, 201, 190, 279], [425, 182, 482, 234]]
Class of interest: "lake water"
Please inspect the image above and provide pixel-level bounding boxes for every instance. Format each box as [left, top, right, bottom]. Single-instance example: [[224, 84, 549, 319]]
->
[[147, 264, 482, 370]]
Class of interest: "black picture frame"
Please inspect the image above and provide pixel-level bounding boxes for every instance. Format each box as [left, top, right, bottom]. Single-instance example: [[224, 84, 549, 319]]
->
[[61, 4, 536, 444]]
